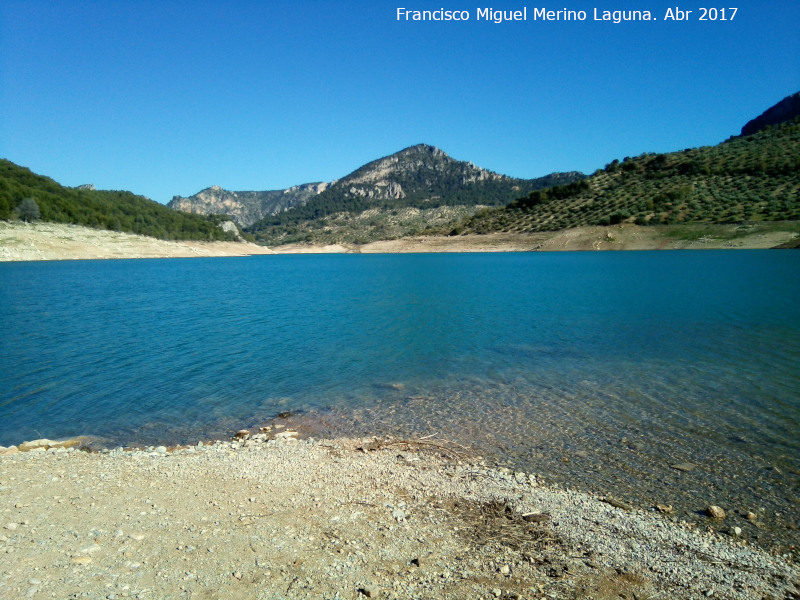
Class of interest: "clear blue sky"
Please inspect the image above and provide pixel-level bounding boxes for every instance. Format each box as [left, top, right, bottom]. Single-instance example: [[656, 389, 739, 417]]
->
[[1, 1, 798, 204]]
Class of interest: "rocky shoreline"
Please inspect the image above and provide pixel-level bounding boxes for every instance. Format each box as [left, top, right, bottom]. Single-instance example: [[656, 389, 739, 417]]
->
[[1, 433, 797, 600]]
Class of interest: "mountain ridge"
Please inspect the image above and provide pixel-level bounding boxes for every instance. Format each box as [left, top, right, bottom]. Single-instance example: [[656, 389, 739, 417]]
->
[[168, 182, 330, 229], [167, 143, 583, 245], [244, 144, 583, 244]]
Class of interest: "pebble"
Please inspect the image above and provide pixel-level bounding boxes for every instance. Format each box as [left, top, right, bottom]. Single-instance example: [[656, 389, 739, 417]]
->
[[671, 462, 697, 472], [522, 513, 551, 523], [707, 506, 726, 519], [603, 497, 633, 511]]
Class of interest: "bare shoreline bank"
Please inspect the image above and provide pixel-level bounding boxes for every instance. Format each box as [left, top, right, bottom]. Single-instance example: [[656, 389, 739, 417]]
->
[[2, 221, 798, 261], [1, 434, 797, 600]]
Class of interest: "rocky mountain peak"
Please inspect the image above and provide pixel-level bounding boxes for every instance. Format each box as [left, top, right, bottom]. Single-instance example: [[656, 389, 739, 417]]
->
[[168, 183, 326, 228], [741, 91, 800, 136]]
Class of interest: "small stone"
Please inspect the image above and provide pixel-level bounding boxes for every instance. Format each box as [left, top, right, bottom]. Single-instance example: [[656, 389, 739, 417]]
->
[[155, 446, 167, 454], [746, 511, 757, 522], [671, 462, 697, 472], [522, 513, 551, 523], [603, 497, 633, 511], [732, 527, 742, 536], [71, 555, 92, 565], [499, 564, 511, 575], [492, 589, 502, 598], [707, 506, 726, 519], [4, 523, 18, 531], [656, 504, 674, 514], [235, 430, 250, 439]]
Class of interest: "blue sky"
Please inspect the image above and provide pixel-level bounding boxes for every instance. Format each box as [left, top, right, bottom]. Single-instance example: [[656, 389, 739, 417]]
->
[[1, 1, 798, 204]]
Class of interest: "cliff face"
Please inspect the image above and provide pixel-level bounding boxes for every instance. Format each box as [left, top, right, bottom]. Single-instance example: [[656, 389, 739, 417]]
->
[[741, 91, 800, 137], [168, 183, 328, 228]]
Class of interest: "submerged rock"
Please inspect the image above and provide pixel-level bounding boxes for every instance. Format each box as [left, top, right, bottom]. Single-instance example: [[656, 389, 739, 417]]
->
[[18, 438, 81, 452]]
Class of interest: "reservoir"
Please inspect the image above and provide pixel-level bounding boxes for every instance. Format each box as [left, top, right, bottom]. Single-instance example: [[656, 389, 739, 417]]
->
[[1, 251, 798, 549]]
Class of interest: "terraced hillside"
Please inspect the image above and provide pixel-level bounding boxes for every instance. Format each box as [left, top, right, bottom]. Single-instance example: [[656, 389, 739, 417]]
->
[[455, 117, 800, 235]]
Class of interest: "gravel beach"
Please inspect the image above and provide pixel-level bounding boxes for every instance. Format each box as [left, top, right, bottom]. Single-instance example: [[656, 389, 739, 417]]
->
[[1, 435, 797, 600]]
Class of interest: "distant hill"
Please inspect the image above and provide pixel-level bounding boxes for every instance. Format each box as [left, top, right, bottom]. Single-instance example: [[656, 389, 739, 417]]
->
[[168, 182, 330, 229], [741, 91, 800, 137], [243, 144, 583, 244], [0, 160, 238, 241], [455, 116, 800, 235]]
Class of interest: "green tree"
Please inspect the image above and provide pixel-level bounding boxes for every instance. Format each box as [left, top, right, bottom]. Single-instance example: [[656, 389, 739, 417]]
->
[[16, 197, 40, 222]]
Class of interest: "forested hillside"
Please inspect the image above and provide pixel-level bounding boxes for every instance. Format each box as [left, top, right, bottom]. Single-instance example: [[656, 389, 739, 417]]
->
[[0, 160, 237, 241]]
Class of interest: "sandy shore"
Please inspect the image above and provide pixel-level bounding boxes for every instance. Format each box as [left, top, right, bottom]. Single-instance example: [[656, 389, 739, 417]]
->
[[0, 435, 797, 600], [2, 221, 798, 261]]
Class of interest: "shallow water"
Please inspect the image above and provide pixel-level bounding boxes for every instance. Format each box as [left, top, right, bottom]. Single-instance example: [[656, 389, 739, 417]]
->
[[1, 251, 798, 549]]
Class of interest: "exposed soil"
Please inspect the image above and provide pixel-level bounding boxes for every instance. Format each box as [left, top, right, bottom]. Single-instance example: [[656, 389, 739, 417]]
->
[[3, 221, 798, 262], [0, 222, 274, 262]]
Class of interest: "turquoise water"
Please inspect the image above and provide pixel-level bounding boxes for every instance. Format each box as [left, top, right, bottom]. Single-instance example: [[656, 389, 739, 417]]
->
[[1, 251, 799, 548]]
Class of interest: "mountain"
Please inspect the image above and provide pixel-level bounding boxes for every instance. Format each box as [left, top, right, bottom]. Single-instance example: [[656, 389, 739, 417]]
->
[[0, 160, 238, 242], [456, 116, 800, 235], [168, 182, 330, 229], [741, 91, 800, 137], [243, 144, 583, 244]]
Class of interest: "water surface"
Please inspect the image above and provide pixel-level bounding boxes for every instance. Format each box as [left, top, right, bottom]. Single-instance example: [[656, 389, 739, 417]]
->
[[1, 251, 798, 549]]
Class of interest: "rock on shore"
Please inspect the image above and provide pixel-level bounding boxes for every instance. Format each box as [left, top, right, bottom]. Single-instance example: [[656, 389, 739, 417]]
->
[[1, 436, 797, 600]]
